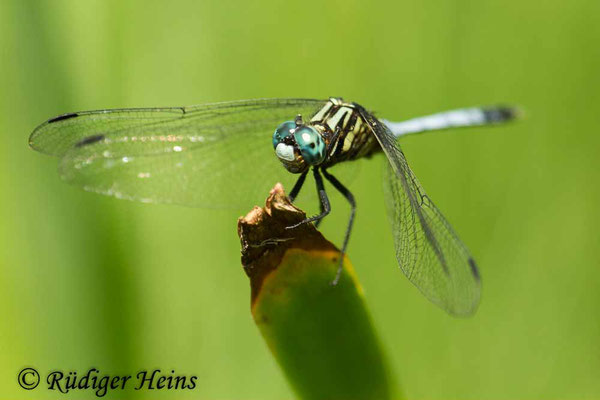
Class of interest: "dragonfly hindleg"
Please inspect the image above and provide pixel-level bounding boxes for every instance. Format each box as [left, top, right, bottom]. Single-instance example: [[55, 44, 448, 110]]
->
[[322, 168, 356, 285]]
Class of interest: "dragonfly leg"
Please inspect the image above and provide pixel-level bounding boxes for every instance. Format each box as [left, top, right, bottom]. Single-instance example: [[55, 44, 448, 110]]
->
[[322, 167, 356, 285], [288, 170, 308, 202], [286, 168, 331, 230], [325, 126, 342, 155], [317, 125, 342, 228]]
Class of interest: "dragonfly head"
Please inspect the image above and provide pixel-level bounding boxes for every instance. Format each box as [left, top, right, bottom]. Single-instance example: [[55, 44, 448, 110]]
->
[[272, 118, 326, 173]]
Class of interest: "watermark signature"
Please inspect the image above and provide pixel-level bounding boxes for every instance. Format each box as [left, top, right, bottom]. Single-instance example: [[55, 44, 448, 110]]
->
[[17, 367, 197, 397]]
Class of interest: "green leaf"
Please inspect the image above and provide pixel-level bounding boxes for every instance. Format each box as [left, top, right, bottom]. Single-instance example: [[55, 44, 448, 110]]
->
[[239, 184, 399, 400]]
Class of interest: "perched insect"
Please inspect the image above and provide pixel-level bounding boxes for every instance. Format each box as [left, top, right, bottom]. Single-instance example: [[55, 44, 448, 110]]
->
[[30, 97, 517, 316]]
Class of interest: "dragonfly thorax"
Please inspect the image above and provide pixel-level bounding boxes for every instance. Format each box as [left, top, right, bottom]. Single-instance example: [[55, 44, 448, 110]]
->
[[272, 118, 326, 173]]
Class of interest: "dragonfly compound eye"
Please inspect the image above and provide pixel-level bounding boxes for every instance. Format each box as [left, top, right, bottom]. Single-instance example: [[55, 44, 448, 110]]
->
[[294, 126, 325, 165], [273, 121, 296, 149], [273, 121, 297, 162]]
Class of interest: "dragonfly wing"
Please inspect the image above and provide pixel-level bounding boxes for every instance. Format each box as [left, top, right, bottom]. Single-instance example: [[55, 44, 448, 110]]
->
[[30, 99, 329, 207], [359, 108, 481, 316]]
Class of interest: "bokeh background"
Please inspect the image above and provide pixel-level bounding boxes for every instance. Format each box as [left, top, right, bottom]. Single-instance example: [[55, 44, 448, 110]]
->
[[1, 0, 599, 398]]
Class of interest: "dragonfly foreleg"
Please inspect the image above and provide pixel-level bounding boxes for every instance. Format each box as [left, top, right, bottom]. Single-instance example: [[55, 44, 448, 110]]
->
[[322, 168, 356, 285], [288, 170, 309, 202], [285, 168, 330, 230], [325, 126, 342, 155]]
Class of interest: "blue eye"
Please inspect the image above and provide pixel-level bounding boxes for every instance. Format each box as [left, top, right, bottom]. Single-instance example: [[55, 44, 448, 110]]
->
[[273, 121, 296, 149], [294, 126, 325, 165]]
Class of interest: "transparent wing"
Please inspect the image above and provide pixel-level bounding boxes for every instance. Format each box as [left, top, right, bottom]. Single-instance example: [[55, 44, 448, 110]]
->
[[29, 98, 337, 207], [359, 109, 481, 316]]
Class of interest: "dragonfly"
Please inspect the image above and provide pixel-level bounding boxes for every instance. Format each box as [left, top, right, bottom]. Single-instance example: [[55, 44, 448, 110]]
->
[[29, 97, 517, 316]]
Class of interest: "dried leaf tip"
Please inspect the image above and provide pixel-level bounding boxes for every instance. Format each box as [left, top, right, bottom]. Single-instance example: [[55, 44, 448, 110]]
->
[[237, 183, 337, 304]]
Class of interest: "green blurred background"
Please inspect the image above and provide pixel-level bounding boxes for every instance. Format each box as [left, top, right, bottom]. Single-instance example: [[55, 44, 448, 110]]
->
[[1, 0, 599, 398]]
